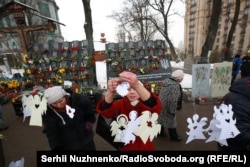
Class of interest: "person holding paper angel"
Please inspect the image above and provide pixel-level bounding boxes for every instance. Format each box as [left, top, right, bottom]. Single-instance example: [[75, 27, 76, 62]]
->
[[96, 71, 162, 151], [42, 86, 96, 151]]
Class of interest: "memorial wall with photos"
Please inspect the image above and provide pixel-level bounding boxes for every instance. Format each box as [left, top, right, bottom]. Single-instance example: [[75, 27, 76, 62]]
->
[[21, 39, 172, 95], [22, 40, 95, 93], [105, 40, 172, 94]]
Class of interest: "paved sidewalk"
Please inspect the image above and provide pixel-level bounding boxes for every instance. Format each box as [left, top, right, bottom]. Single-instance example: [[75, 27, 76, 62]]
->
[[1, 100, 218, 167]]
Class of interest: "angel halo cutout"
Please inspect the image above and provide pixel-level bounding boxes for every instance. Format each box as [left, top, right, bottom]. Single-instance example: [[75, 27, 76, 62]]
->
[[110, 110, 161, 145]]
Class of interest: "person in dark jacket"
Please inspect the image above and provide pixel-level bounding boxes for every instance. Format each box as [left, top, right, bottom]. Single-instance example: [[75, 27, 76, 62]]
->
[[43, 86, 96, 151], [218, 55, 250, 150], [231, 54, 242, 85]]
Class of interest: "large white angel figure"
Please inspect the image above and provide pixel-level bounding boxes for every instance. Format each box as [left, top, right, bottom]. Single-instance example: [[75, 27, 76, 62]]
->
[[205, 115, 228, 145], [123, 110, 141, 145], [110, 114, 128, 143], [215, 103, 240, 141], [22, 92, 47, 126], [186, 114, 208, 144], [133, 110, 161, 144], [22, 94, 32, 122], [205, 106, 227, 145]]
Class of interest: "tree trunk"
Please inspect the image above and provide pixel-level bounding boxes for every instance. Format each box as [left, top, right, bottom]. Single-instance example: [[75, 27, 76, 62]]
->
[[200, 0, 222, 63], [82, 0, 94, 47], [166, 36, 177, 61], [224, 0, 240, 61]]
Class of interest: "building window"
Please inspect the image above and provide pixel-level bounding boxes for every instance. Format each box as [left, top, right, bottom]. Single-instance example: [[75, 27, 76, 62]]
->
[[232, 36, 235, 41], [0, 20, 3, 28], [244, 8, 250, 15], [217, 31, 220, 36], [38, 2, 51, 17], [215, 45, 218, 50], [230, 44, 234, 50], [5, 16, 12, 27], [223, 37, 227, 42], [190, 14, 195, 20], [12, 41, 16, 49], [191, 6, 196, 12], [247, 0, 250, 6]]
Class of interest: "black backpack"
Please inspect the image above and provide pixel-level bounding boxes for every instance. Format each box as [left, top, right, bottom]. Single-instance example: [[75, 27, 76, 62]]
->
[[232, 59, 239, 71]]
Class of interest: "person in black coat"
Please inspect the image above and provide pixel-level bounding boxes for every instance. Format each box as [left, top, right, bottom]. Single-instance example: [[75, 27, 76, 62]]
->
[[43, 86, 96, 151], [218, 55, 250, 150]]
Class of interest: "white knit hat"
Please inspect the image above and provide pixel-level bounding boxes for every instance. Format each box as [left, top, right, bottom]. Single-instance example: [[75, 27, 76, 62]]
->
[[171, 70, 184, 80], [44, 86, 70, 104]]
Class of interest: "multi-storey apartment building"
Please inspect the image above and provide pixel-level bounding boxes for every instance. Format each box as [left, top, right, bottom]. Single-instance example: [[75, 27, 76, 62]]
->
[[185, 0, 250, 60], [0, 0, 63, 54]]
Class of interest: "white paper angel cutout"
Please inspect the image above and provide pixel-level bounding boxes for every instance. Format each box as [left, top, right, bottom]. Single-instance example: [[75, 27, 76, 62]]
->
[[30, 93, 47, 126], [110, 114, 128, 143], [23, 93, 47, 126], [66, 105, 75, 119], [133, 110, 161, 144], [215, 103, 240, 141], [22, 94, 32, 122], [123, 110, 141, 145], [205, 106, 227, 145], [8, 157, 25, 167], [186, 114, 208, 144], [205, 115, 228, 145], [116, 82, 130, 97]]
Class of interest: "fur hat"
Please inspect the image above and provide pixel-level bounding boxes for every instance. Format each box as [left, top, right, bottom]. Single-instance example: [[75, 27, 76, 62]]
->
[[171, 69, 184, 80], [44, 86, 70, 104], [241, 56, 250, 77]]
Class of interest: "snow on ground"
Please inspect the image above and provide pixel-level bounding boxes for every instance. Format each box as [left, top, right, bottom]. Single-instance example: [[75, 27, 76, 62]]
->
[[170, 61, 184, 70]]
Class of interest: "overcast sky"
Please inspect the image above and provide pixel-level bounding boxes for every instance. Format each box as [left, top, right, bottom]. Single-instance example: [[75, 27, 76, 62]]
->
[[55, 0, 184, 46]]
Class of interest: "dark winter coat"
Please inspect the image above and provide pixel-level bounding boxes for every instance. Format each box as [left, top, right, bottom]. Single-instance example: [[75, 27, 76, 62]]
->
[[158, 77, 182, 128], [220, 77, 250, 150], [42, 90, 96, 151]]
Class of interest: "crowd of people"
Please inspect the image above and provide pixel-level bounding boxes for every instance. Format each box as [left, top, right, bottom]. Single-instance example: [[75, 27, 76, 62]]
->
[[1, 51, 250, 151]]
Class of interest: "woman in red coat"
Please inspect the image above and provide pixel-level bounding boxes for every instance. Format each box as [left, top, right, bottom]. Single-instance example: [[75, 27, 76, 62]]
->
[[96, 71, 162, 151]]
